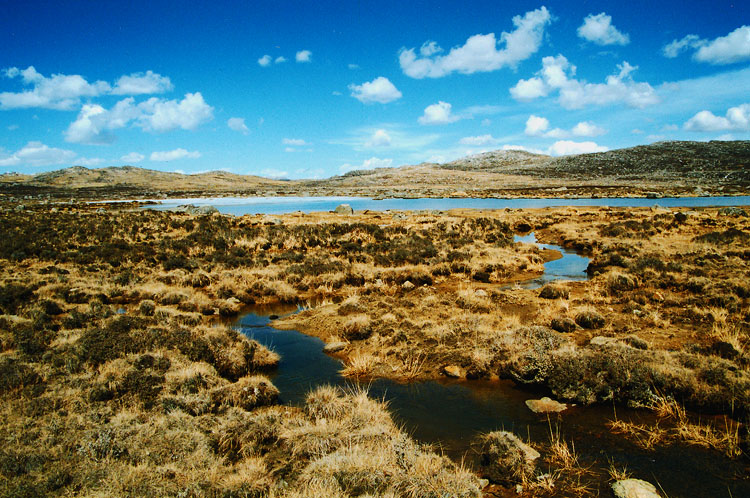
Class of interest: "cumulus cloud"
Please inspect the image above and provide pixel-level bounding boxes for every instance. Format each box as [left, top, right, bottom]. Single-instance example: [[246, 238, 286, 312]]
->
[[1, 66, 173, 109], [459, 134, 500, 146], [111, 70, 172, 95], [282, 138, 308, 146], [296, 50, 312, 63], [0, 141, 77, 167], [340, 156, 393, 174], [399, 7, 551, 78], [1, 66, 110, 110], [258, 55, 272, 67], [663, 26, 750, 64], [121, 152, 144, 163], [418, 101, 459, 125], [547, 140, 608, 156], [577, 13, 629, 46], [525, 115, 550, 136], [76, 157, 104, 167], [275, 56, 286, 64], [572, 121, 606, 136], [366, 129, 392, 147], [64, 92, 213, 143], [510, 55, 658, 109], [684, 103, 750, 132], [150, 148, 201, 161], [349, 76, 402, 104], [227, 117, 249, 134]]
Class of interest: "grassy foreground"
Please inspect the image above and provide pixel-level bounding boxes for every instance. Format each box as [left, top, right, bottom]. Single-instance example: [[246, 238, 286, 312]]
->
[[1, 202, 749, 496]]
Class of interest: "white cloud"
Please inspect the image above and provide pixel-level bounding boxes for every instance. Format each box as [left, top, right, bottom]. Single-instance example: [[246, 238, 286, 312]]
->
[[0, 141, 76, 167], [340, 156, 393, 173], [260, 169, 289, 179], [76, 157, 104, 167], [227, 117, 249, 134], [459, 134, 500, 146], [418, 101, 459, 125], [282, 138, 308, 146], [7, 124, 19, 130], [663, 26, 750, 65], [64, 92, 213, 143], [121, 152, 144, 163], [349, 76, 402, 104], [481, 119, 492, 126], [684, 103, 750, 132], [510, 55, 658, 109], [111, 70, 172, 95], [366, 129, 392, 147], [296, 50, 312, 63], [348, 64, 359, 69], [399, 7, 551, 78], [548, 140, 608, 156], [577, 13, 629, 46], [572, 121, 606, 137], [509, 77, 548, 101], [258, 55, 272, 67], [1, 66, 110, 110], [150, 148, 201, 161], [275, 56, 286, 64], [662, 34, 704, 58], [524, 115, 550, 136]]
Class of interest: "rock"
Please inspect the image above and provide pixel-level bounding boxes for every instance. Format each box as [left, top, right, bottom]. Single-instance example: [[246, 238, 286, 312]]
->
[[645, 192, 661, 199], [263, 216, 283, 225], [401, 280, 415, 291], [478, 479, 489, 489], [322, 341, 348, 353], [334, 203, 353, 215], [589, 336, 620, 347], [442, 365, 463, 378], [575, 310, 606, 329], [475, 289, 488, 298], [611, 479, 661, 498], [718, 207, 748, 217], [392, 213, 407, 220], [550, 317, 576, 333], [525, 397, 569, 413], [14, 204, 25, 212], [539, 285, 569, 299], [476, 431, 540, 484]]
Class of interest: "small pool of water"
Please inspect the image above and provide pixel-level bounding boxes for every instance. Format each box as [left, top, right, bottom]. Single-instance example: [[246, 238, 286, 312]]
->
[[237, 307, 750, 497], [512, 232, 589, 289]]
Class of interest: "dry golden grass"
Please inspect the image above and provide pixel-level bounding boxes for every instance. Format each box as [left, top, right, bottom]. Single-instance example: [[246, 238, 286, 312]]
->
[[341, 351, 378, 378]]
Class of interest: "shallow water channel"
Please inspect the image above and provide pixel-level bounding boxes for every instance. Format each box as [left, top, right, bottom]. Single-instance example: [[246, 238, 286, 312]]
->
[[234, 236, 749, 497]]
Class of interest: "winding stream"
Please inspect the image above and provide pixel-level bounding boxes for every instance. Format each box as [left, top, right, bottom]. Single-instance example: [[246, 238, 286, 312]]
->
[[234, 238, 750, 497]]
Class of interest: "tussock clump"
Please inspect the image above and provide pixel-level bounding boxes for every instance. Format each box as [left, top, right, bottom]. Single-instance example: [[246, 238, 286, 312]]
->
[[341, 314, 372, 340], [539, 284, 569, 299], [575, 309, 606, 329], [606, 271, 638, 295], [475, 431, 540, 484], [210, 375, 279, 412]]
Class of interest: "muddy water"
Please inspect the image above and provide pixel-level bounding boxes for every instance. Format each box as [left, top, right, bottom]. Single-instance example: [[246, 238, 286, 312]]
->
[[238, 308, 750, 497]]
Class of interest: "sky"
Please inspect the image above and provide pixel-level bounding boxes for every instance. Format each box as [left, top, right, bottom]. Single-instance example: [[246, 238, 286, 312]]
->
[[1, 0, 750, 179]]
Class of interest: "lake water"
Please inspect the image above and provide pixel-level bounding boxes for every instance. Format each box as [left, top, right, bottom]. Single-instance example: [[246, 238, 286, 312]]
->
[[144, 195, 750, 215], [237, 307, 750, 498]]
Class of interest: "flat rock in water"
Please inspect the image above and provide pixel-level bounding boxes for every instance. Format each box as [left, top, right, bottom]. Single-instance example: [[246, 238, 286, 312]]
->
[[442, 365, 463, 378], [322, 341, 348, 353], [611, 479, 661, 498], [525, 397, 570, 413]]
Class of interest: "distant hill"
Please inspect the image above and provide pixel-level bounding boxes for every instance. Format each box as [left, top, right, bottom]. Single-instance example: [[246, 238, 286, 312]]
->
[[2, 141, 749, 200]]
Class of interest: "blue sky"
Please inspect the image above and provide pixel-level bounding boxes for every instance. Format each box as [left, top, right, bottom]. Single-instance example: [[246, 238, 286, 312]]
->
[[1, 0, 749, 178]]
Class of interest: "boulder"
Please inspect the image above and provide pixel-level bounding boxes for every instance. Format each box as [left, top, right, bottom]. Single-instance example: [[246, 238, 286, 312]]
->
[[575, 310, 606, 329], [401, 280, 415, 291], [475, 289, 488, 298], [550, 317, 576, 333], [334, 203, 354, 215], [539, 285, 569, 299], [442, 365, 463, 378], [476, 431, 540, 484], [322, 341, 348, 353], [718, 207, 748, 217], [611, 479, 661, 498], [589, 336, 620, 347], [525, 397, 570, 414]]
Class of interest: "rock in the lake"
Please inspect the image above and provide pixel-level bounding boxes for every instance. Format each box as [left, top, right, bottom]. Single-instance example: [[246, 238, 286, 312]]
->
[[476, 431, 540, 484], [550, 317, 576, 333], [442, 365, 463, 378], [525, 397, 570, 414], [611, 479, 661, 498], [334, 203, 353, 215]]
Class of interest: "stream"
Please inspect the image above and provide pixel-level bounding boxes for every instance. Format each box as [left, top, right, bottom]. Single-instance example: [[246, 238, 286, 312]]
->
[[233, 236, 750, 497]]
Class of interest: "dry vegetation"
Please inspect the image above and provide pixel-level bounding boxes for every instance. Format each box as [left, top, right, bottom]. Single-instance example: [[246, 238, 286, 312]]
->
[[1, 201, 749, 496]]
